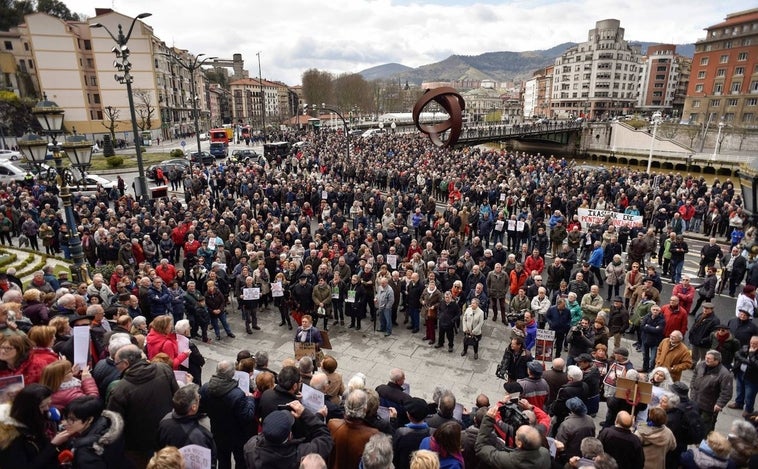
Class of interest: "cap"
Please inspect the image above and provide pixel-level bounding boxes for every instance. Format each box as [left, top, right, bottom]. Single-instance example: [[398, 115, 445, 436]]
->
[[69, 314, 95, 327], [715, 324, 729, 330], [566, 397, 587, 415], [527, 361, 544, 377], [576, 353, 593, 363], [613, 347, 629, 357], [405, 397, 429, 421], [503, 381, 524, 394], [702, 302, 714, 309], [670, 381, 689, 397], [299, 273, 308, 280], [612, 296, 623, 303], [262, 410, 295, 444]]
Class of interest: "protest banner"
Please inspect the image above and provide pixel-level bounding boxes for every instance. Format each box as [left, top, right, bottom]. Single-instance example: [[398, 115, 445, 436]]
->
[[577, 208, 643, 230], [534, 329, 555, 363]]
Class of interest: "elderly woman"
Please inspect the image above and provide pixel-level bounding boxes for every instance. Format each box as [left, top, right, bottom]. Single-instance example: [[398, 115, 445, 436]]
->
[[461, 297, 484, 359], [25, 325, 60, 384], [146, 315, 190, 370], [40, 359, 99, 409], [605, 254, 626, 302], [175, 319, 204, 385], [0, 334, 35, 382], [680, 430, 732, 469], [22, 289, 50, 325]]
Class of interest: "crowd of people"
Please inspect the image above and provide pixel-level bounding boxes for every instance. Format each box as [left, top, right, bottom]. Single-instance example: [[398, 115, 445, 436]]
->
[[0, 128, 758, 469]]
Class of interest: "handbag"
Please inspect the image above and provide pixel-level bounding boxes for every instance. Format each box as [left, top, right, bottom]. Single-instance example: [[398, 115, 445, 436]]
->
[[426, 305, 437, 320], [463, 334, 478, 347]]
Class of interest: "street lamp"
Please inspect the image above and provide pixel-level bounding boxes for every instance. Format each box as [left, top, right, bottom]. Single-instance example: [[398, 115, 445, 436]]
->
[[18, 97, 93, 283], [90, 12, 151, 201], [646, 111, 663, 175], [711, 119, 726, 162], [159, 51, 216, 160], [311, 104, 350, 161]]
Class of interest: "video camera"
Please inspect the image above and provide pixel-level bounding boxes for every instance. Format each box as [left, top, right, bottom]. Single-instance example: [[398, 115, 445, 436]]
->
[[505, 309, 527, 324], [494, 399, 530, 450]]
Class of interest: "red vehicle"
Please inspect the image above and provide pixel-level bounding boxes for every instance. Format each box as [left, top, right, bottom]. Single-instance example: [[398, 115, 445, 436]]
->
[[240, 125, 252, 140], [209, 128, 230, 145]]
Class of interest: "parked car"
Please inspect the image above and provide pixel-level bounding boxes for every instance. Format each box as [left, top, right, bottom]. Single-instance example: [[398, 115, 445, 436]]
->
[[361, 128, 386, 138], [0, 149, 22, 161], [147, 158, 191, 180], [199, 133, 209, 141], [70, 174, 116, 195], [0, 161, 34, 185], [228, 149, 262, 164], [209, 142, 228, 159], [190, 151, 214, 166]]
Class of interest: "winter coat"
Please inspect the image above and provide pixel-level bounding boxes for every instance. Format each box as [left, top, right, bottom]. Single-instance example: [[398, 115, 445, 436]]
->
[[680, 442, 730, 469], [555, 413, 596, 459], [524, 319, 538, 351], [145, 329, 190, 370], [734, 345, 758, 382], [327, 418, 380, 469], [106, 360, 178, 453], [485, 271, 508, 299], [199, 374, 256, 448], [688, 313, 721, 348], [641, 313, 666, 348], [690, 362, 733, 412], [475, 415, 551, 469], [461, 306, 484, 336], [70, 410, 127, 469], [655, 339, 693, 381], [157, 411, 217, 466], [546, 305, 572, 334], [50, 376, 99, 409], [605, 261, 625, 286], [0, 414, 59, 469], [662, 305, 688, 337], [23, 348, 59, 384], [635, 425, 676, 469], [312, 283, 333, 315], [567, 326, 595, 358], [607, 305, 630, 335], [147, 284, 172, 317]]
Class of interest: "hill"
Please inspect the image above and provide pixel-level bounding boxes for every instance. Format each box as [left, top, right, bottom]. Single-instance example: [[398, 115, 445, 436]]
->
[[360, 41, 694, 85]]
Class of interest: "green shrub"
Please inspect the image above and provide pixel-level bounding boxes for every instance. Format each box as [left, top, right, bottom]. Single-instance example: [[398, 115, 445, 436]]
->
[[106, 156, 124, 168], [92, 263, 116, 280], [170, 149, 185, 158]]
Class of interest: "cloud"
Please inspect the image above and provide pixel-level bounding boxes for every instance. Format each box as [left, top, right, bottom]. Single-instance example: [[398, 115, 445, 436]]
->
[[61, 0, 756, 85]]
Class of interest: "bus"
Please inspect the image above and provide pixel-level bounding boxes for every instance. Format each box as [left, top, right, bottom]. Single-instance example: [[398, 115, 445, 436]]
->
[[209, 128, 230, 145], [263, 142, 291, 162]]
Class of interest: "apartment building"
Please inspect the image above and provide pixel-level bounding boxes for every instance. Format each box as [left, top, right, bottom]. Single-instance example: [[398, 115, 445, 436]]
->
[[681, 8, 758, 127], [637, 44, 690, 116], [523, 67, 553, 119], [230, 77, 290, 128], [551, 19, 641, 119]]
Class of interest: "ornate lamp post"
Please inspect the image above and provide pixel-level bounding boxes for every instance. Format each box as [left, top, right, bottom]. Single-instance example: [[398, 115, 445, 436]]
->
[[19, 98, 93, 283], [90, 12, 151, 201], [711, 119, 726, 162]]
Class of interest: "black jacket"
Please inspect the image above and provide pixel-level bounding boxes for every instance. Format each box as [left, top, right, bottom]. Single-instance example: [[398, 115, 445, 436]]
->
[[70, 411, 128, 469], [376, 382, 412, 427], [393, 423, 432, 469], [437, 299, 461, 329], [550, 381, 589, 423], [688, 313, 721, 348], [157, 411, 217, 467], [243, 408, 333, 469], [199, 374, 256, 448]]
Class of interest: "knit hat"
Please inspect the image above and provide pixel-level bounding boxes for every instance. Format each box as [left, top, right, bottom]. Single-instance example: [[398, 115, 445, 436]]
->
[[566, 397, 587, 416], [262, 410, 294, 444], [527, 361, 544, 377], [613, 347, 629, 357], [576, 353, 593, 363], [670, 381, 689, 397]]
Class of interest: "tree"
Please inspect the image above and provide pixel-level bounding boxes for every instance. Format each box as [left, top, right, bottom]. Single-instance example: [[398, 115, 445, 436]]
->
[[682, 124, 700, 148], [133, 89, 155, 131], [658, 123, 679, 140], [333, 73, 373, 112], [36, 0, 77, 20], [302, 69, 334, 110], [0, 0, 33, 31], [101, 105, 119, 142], [0, 90, 39, 136]]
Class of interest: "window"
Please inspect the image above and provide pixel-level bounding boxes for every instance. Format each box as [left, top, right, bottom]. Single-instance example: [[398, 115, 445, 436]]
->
[[752, 81, 758, 93], [735, 66, 745, 76], [738, 52, 748, 61], [89, 76, 97, 86], [695, 84, 704, 92], [692, 100, 701, 108], [655, 74, 666, 80], [710, 99, 721, 107], [717, 68, 726, 77], [698, 71, 706, 79], [700, 57, 709, 65], [747, 98, 758, 106], [724, 112, 734, 122], [714, 83, 723, 94], [743, 113, 754, 123], [728, 98, 738, 106], [720, 54, 729, 63], [86, 58, 93, 68], [732, 82, 742, 93], [28, 59, 33, 69], [96, 111, 103, 120], [23, 42, 28, 51], [93, 94, 100, 104], [657, 66, 667, 71]]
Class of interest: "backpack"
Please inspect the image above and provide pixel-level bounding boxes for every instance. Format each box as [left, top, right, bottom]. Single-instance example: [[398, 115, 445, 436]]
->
[[679, 402, 706, 445]]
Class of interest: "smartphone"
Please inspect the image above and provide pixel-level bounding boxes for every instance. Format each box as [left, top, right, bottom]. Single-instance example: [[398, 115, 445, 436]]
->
[[277, 404, 293, 411]]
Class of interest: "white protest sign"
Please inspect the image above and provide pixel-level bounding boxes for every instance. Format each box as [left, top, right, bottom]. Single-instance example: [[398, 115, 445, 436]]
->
[[243, 287, 260, 301], [179, 444, 212, 469], [73, 326, 90, 368], [233, 371, 250, 393], [272, 282, 284, 298], [577, 208, 643, 230], [177, 334, 190, 368], [453, 402, 464, 422], [173, 370, 188, 385], [300, 383, 325, 414], [386, 254, 398, 270]]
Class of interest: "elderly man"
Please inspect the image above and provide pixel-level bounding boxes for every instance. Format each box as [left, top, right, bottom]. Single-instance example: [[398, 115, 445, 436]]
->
[[654, 330, 693, 381], [107, 344, 179, 468], [200, 360, 256, 469], [555, 397, 595, 460], [690, 350, 733, 433], [328, 389, 379, 469], [475, 412, 550, 469], [157, 383, 217, 466], [549, 365, 588, 434], [435, 290, 461, 352], [375, 277, 395, 337], [661, 295, 688, 337], [598, 411, 644, 469], [580, 285, 604, 322], [376, 368, 411, 426]]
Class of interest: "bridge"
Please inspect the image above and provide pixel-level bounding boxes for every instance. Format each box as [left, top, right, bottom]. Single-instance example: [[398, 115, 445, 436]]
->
[[457, 120, 583, 145]]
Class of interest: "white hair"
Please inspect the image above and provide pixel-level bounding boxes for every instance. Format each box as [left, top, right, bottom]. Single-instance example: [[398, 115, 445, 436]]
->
[[567, 365, 583, 381]]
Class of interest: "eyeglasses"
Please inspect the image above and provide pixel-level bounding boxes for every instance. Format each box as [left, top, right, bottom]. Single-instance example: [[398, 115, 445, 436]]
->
[[0, 345, 15, 351]]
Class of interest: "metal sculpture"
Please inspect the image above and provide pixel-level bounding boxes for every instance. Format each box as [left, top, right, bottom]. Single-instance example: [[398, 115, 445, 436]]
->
[[412, 87, 465, 147]]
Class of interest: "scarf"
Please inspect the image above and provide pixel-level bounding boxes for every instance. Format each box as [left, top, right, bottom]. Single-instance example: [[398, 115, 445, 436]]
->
[[297, 327, 312, 343], [429, 436, 465, 468]]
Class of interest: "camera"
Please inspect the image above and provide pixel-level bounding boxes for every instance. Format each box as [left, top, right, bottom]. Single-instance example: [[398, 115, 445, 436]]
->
[[498, 401, 529, 428], [505, 309, 526, 324]]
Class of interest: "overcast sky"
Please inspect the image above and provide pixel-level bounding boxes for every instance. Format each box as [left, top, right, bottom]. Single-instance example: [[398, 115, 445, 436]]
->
[[63, 0, 755, 85]]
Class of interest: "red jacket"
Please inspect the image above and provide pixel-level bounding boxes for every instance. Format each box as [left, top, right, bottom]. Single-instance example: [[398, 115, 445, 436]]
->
[[524, 255, 544, 276], [662, 305, 688, 337], [184, 239, 200, 257], [672, 283, 695, 314], [25, 348, 60, 384], [50, 376, 99, 409], [145, 330, 189, 370], [510, 269, 529, 295], [156, 264, 177, 284]]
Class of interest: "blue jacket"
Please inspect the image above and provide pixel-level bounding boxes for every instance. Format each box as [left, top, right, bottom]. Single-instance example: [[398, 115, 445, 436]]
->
[[588, 246, 604, 268], [148, 285, 172, 317], [525, 320, 538, 351], [546, 305, 572, 334], [641, 312, 666, 347]]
